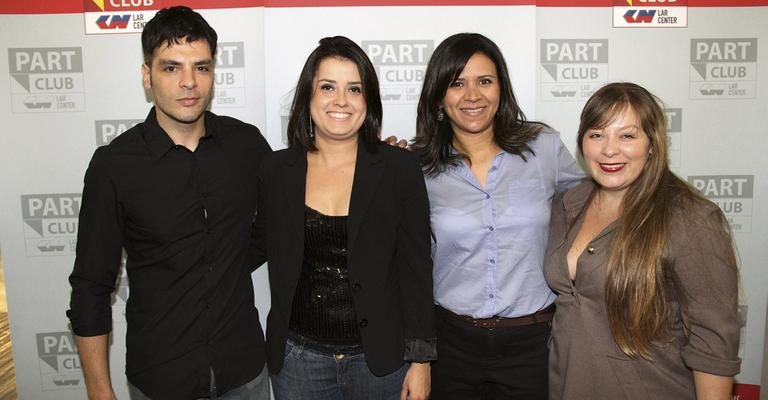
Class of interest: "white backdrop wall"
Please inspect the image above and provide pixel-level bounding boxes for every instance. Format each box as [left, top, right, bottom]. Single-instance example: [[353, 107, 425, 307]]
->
[[0, 1, 766, 399]]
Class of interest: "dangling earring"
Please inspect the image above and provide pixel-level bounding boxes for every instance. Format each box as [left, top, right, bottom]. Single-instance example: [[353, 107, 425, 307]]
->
[[437, 107, 445, 122], [308, 118, 315, 139]]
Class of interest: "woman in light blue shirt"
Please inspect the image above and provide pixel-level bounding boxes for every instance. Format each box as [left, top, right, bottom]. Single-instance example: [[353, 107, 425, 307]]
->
[[411, 33, 583, 400]]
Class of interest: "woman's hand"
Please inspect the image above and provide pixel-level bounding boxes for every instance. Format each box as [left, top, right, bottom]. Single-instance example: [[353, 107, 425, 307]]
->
[[401, 362, 431, 400]]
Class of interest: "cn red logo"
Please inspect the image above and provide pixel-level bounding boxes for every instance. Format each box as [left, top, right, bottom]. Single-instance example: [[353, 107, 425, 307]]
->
[[623, 0, 677, 4], [95, 15, 131, 29], [624, 9, 656, 23]]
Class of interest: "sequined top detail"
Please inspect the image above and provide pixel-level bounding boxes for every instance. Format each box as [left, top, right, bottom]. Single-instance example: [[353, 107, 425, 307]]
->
[[288, 205, 362, 354]]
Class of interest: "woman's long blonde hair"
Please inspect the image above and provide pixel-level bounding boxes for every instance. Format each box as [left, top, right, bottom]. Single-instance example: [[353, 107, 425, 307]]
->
[[578, 83, 712, 358]]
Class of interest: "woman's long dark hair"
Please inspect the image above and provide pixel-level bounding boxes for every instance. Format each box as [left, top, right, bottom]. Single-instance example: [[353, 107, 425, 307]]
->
[[287, 36, 382, 153], [412, 33, 544, 175]]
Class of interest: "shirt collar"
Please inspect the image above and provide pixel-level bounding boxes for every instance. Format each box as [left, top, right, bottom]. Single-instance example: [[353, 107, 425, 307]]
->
[[561, 180, 595, 215], [445, 146, 506, 175], [143, 107, 221, 162]]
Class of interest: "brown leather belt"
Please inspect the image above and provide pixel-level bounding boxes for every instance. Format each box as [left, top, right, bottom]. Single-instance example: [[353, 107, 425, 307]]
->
[[440, 304, 555, 329]]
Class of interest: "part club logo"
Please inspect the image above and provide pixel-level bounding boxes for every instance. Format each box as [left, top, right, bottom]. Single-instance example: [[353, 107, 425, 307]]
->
[[613, 0, 687, 28], [95, 119, 143, 145], [84, 0, 157, 34], [8, 47, 85, 113], [213, 42, 246, 109], [687, 175, 753, 233], [690, 38, 757, 99], [36, 331, 84, 391], [21, 194, 81, 256], [539, 39, 608, 102], [362, 40, 434, 104], [663, 108, 682, 169]]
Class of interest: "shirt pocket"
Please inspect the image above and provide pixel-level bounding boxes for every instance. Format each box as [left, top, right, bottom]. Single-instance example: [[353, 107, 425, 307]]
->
[[500, 179, 551, 220]]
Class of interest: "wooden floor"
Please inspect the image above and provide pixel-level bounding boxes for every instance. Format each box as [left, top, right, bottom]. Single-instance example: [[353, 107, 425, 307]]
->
[[0, 257, 17, 400], [0, 312, 16, 400]]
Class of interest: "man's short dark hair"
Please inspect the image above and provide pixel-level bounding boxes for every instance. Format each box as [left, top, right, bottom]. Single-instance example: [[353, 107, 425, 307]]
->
[[141, 6, 217, 63]]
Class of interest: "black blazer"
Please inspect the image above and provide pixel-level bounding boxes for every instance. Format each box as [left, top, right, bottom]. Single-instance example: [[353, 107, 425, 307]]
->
[[255, 141, 435, 376]]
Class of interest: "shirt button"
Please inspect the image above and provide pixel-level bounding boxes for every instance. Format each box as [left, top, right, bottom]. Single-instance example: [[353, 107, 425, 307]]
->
[[489, 294, 494, 298], [359, 319, 368, 328], [490, 166, 497, 171], [489, 259, 495, 264], [587, 246, 595, 254], [488, 226, 494, 231]]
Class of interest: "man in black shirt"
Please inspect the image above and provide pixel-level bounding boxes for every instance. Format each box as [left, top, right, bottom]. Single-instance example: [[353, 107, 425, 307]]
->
[[67, 6, 271, 399]]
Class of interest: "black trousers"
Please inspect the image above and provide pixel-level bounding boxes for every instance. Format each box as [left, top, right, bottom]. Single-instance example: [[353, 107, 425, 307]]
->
[[431, 307, 551, 400]]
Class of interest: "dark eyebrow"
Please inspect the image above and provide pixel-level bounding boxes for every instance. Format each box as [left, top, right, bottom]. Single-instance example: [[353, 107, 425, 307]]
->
[[316, 79, 362, 86], [158, 59, 182, 66], [157, 59, 213, 66]]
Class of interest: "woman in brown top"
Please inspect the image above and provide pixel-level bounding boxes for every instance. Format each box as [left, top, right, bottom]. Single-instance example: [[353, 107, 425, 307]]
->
[[544, 82, 740, 400]]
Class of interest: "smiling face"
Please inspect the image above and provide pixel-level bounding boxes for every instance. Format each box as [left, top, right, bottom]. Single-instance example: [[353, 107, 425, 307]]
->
[[142, 38, 214, 132], [441, 52, 500, 139], [582, 105, 651, 198], [309, 57, 367, 144]]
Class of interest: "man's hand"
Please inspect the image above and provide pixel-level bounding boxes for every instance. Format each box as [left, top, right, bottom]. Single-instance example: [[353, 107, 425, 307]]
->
[[384, 135, 408, 149], [400, 362, 431, 400]]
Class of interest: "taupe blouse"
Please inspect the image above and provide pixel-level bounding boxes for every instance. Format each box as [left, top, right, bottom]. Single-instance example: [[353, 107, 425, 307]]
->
[[544, 181, 740, 400]]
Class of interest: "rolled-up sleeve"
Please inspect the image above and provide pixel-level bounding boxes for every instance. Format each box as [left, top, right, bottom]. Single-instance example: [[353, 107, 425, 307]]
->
[[672, 205, 741, 376], [67, 148, 124, 337]]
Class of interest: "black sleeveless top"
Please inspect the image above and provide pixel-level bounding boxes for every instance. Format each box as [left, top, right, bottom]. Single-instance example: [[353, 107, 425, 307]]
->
[[288, 205, 362, 354]]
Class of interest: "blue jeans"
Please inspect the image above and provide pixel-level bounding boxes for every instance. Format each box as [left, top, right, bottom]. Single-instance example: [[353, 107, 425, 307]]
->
[[128, 364, 270, 400], [271, 339, 408, 400]]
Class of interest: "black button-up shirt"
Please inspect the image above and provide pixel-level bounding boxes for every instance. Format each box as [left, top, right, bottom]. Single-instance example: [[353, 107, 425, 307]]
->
[[67, 108, 271, 399]]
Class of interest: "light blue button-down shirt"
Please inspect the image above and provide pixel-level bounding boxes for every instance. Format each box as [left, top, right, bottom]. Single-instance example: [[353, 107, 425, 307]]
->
[[426, 129, 584, 318]]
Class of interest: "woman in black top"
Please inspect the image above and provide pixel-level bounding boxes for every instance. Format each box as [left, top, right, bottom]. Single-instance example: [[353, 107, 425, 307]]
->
[[254, 36, 436, 400]]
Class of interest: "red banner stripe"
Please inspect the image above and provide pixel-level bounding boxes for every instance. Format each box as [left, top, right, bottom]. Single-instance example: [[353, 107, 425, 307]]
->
[[733, 383, 761, 400], [1, 0, 262, 14], [536, 0, 768, 5], [1, 0, 767, 14], [264, 0, 535, 6]]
